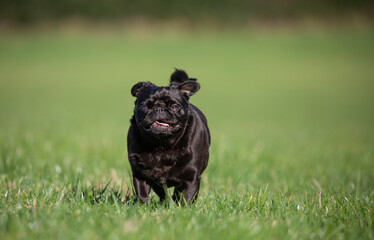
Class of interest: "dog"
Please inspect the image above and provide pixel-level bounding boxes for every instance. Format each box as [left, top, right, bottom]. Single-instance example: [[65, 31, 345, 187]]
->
[[127, 69, 210, 204]]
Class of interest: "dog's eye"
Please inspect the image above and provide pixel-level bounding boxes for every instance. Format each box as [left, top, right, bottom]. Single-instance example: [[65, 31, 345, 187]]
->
[[140, 105, 148, 112], [170, 103, 180, 111]]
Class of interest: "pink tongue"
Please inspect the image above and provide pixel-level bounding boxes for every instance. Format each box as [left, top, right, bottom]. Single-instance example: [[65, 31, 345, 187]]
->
[[154, 121, 169, 127]]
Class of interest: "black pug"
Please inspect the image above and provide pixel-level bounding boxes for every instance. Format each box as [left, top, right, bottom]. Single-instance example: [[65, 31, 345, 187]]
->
[[127, 69, 210, 204]]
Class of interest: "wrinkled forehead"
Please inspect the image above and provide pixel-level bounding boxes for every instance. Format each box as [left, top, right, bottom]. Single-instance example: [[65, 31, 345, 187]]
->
[[137, 86, 182, 104]]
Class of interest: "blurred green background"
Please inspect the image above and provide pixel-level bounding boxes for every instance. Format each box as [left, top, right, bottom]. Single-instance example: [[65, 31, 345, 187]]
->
[[1, 1, 374, 239], [1, 0, 373, 24]]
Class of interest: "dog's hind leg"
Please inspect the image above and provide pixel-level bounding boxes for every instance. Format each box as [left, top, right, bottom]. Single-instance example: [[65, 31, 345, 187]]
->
[[162, 184, 172, 202], [172, 186, 187, 206], [149, 183, 169, 202]]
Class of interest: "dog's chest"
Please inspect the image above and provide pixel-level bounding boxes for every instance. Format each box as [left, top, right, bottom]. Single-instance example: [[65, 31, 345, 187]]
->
[[134, 148, 189, 184]]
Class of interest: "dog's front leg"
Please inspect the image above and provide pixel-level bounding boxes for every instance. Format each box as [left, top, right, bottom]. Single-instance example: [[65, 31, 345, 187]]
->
[[182, 177, 201, 204], [133, 176, 151, 203]]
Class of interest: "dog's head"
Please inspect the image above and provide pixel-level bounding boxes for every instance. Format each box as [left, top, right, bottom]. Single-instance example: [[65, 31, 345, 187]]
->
[[131, 69, 200, 138]]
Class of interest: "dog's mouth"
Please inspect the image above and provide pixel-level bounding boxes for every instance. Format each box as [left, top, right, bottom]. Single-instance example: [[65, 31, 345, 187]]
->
[[139, 119, 181, 135], [147, 121, 180, 133], [151, 121, 170, 128]]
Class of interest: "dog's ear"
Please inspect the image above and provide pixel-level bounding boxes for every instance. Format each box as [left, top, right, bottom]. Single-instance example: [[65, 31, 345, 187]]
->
[[131, 81, 154, 97], [170, 68, 197, 85], [178, 80, 200, 97], [170, 69, 199, 97], [170, 69, 189, 85]]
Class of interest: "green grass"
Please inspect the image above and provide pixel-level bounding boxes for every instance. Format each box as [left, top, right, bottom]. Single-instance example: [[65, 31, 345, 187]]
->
[[0, 27, 374, 239]]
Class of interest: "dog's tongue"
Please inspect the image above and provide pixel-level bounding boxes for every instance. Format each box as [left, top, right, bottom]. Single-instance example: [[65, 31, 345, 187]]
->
[[153, 121, 170, 127]]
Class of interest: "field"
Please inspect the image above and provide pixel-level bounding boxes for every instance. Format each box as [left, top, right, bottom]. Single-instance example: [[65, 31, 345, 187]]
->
[[0, 27, 374, 239]]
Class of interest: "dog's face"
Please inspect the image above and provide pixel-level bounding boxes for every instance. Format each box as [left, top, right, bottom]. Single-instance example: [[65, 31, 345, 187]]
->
[[131, 80, 200, 138]]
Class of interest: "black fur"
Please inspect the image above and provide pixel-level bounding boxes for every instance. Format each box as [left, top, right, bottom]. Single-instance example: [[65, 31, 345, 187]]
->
[[127, 69, 210, 204]]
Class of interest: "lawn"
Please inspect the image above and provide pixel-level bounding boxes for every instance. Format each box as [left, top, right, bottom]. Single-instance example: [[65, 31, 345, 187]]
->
[[0, 26, 373, 239]]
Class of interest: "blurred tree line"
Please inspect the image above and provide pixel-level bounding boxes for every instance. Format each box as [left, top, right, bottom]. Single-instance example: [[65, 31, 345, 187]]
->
[[0, 0, 373, 24]]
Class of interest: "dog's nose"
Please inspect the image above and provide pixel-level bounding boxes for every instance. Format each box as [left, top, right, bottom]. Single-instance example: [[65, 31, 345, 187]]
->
[[155, 107, 164, 113]]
